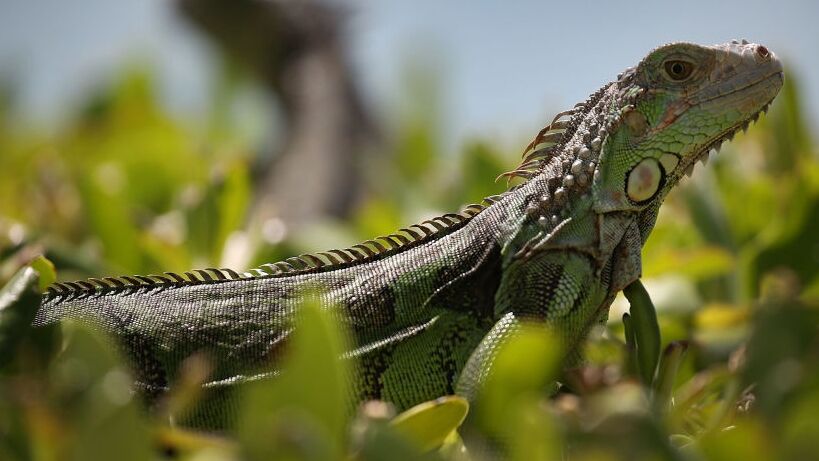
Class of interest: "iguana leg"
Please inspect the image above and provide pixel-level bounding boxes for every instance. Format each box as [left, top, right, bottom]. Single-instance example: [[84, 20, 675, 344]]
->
[[455, 250, 609, 400], [455, 311, 524, 400]]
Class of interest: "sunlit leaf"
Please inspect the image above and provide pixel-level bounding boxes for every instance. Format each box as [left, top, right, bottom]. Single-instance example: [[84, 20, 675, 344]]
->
[[237, 290, 351, 460], [478, 322, 563, 460], [390, 396, 468, 453], [28, 256, 56, 292], [693, 303, 750, 330]]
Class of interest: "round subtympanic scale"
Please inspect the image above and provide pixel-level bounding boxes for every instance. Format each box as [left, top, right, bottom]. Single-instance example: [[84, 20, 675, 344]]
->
[[627, 158, 662, 202], [659, 153, 679, 173]]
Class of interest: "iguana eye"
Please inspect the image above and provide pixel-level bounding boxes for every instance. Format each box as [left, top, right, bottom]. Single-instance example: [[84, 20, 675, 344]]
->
[[663, 60, 694, 81]]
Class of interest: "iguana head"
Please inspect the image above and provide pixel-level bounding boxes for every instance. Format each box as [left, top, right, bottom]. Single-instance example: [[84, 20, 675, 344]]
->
[[592, 40, 783, 213]]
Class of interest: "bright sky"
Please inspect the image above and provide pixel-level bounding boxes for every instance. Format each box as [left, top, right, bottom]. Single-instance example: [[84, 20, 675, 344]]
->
[[1, 0, 817, 151]]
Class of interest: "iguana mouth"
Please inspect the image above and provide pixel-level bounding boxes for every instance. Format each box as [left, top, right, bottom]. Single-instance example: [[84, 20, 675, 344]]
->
[[676, 56, 785, 176], [681, 75, 783, 178], [681, 104, 766, 177]]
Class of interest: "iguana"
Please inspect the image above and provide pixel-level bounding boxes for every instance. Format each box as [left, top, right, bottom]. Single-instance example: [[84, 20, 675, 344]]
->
[[33, 40, 783, 428]]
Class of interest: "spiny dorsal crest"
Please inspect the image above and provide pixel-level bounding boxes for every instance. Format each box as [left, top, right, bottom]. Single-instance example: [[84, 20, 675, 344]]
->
[[498, 81, 614, 184], [42, 195, 513, 302], [43, 81, 630, 302]]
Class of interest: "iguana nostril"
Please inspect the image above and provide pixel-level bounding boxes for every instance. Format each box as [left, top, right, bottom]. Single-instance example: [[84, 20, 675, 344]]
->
[[756, 45, 769, 58]]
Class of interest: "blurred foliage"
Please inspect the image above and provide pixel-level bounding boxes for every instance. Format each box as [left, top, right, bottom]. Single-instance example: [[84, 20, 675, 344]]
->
[[0, 56, 818, 460]]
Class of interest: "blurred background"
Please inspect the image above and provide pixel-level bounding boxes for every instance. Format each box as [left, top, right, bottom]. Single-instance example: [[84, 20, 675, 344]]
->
[[0, 0, 814, 315], [1, 0, 816, 288], [1, 1, 818, 458]]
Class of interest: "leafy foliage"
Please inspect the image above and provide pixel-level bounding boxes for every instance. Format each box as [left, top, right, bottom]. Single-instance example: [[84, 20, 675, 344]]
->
[[0, 62, 817, 459]]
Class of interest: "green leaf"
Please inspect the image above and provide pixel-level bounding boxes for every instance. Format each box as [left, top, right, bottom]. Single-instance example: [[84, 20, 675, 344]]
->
[[749, 193, 819, 298], [624, 280, 661, 386], [781, 387, 819, 459], [683, 183, 735, 251], [506, 402, 561, 461], [699, 419, 773, 461], [354, 420, 429, 461], [215, 160, 251, 263], [354, 199, 403, 241], [155, 427, 238, 460], [459, 141, 508, 203], [742, 299, 819, 418], [390, 396, 468, 452], [237, 290, 351, 460], [622, 313, 639, 378], [478, 322, 562, 459], [78, 164, 143, 272], [29, 255, 56, 292], [653, 341, 688, 413], [54, 322, 153, 461], [480, 323, 562, 424], [0, 265, 41, 369]]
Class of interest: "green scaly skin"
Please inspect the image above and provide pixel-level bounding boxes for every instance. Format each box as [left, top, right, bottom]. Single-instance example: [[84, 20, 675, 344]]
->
[[33, 40, 783, 429]]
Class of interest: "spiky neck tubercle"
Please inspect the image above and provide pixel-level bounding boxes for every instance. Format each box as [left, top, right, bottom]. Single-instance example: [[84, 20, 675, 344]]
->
[[506, 82, 635, 237], [507, 70, 657, 222], [505, 85, 607, 216]]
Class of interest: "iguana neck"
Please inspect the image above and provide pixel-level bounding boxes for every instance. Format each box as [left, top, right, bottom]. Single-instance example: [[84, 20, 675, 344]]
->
[[498, 83, 629, 259]]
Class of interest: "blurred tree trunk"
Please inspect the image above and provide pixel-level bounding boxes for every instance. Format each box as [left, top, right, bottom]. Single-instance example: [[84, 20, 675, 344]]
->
[[177, 0, 378, 230]]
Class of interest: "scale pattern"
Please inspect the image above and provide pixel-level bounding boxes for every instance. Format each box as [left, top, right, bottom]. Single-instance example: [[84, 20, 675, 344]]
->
[[34, 40, 783, 429]]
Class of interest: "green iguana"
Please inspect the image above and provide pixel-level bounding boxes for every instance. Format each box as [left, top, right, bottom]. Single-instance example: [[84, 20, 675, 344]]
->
[[34, 40, 783, 428]]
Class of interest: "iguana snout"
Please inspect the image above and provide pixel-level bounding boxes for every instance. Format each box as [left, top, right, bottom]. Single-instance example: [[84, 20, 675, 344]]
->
[[591, 40, 783, 213]]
